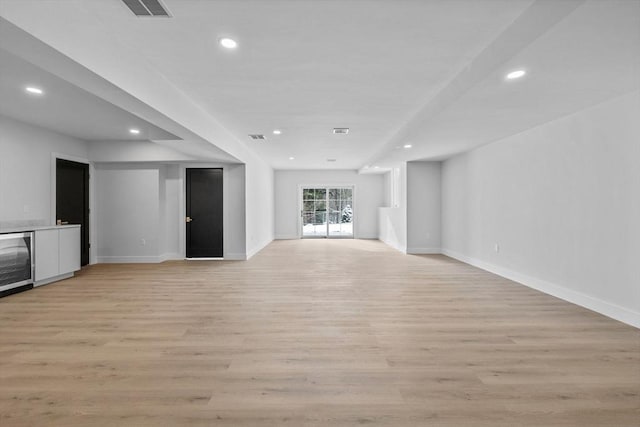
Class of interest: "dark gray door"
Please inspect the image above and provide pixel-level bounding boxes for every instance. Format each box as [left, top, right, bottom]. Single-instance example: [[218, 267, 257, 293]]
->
[[56, 158, 89, 266], [186, 168, 223, 258]]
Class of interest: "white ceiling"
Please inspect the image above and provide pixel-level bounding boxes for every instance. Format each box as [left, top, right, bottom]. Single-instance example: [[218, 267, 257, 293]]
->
[[0, 0, 638, 169], [0, 48, 180, 142]]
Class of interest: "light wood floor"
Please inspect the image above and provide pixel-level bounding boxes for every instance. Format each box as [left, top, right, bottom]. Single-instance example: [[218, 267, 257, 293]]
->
[[1, 239, 638, 426]]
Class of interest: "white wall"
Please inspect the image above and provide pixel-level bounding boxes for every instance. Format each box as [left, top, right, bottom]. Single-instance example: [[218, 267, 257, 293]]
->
[[0, 115, 260, 263], [378, 207, 406, 253], [382, 170, 392, 208], [221, 163, 247, 259], [95, 162, 248, 262], [378, 164, 407, 252], [274, 170, 385, 239], [442, 91, 640, 327], [407, 161, 441, 254], [95, 164, 162, 262], [0, 116, 255, 263], [160, 164, 181, 259], [245, 154, 274, 258], [0, 115, 88, 226]]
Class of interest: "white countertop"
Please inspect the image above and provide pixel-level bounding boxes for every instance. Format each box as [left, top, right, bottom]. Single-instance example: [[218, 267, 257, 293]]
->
[[0, 224, 81, 234]]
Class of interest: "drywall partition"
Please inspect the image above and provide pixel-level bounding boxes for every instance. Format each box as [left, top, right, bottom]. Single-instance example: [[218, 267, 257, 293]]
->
[[274, 170, 385, 239], [160, 164, 181, 261], [378, 164, 407, 252], [441, 91, 640, 327], [407, 161, 442, 254], [245, 153, 274, 259], [382, 171, 392, 208], [0, 115, 89, 225], [378, 207, 406, 253], [220, 163, 246, 260]]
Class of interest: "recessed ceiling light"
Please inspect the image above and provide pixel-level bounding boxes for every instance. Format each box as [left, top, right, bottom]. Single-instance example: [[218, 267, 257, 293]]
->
[[374, 166, 380, 169], [333, 128, 349, 135], [273, 130, 282, 135], [25, 86, 43, 95], [219, 37, 238, 49], [289, 157, 295, 160], [506, 69, 526, 80], [129, 128, 140, 135], [404, 144, 412, 148]]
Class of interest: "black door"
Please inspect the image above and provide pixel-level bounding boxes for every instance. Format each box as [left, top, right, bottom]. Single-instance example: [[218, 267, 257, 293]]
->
[[56, 158, 89, 266], [186, 168, 223, 258]]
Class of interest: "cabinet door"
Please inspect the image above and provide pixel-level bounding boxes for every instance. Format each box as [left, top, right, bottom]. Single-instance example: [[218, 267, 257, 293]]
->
[[59, 227, 81, 274], [35, 229, 59, 281]]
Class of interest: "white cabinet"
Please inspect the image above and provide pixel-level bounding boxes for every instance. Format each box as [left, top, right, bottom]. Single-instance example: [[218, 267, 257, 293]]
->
[[58, 227, 81, 274], [35, 229, 59, 281], [34, 226, 81, 285]]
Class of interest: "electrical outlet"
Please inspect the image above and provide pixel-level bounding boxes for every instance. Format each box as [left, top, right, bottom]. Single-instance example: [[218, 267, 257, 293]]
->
[[494, 243, 500, 253], [140, 238, 146, 246]]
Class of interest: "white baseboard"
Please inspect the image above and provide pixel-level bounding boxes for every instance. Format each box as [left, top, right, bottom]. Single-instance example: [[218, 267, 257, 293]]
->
[[159, 252, 181, 262], [98, 253, 243, 262], [97, 255, 167, 263], [275, 234, 299, 240], [379, 238, 406, 254], [276, 235, 377, 240], [355, 234, 378, 239], [246, 238, 273, 259], [442, 248, 640, 329], [108, 250, 264, 263], [407, 247, 441, 254]]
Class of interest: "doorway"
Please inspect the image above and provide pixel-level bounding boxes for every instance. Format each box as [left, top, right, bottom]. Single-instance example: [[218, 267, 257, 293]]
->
[[186, 168, 223, 258], [56, 158, 90, 266], [301, 187, 353, 238]]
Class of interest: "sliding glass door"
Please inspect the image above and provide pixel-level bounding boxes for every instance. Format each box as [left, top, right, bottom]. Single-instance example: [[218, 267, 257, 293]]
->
[[301, 187, 353, 238], [327, 188, 353, 237], [302, 188, 327, 237]]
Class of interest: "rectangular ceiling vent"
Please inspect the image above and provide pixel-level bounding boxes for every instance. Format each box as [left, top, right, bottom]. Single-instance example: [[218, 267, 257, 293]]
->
[[333, 128, 349, 135], [249, 134, 266, 140], [122, 0, 170, 17]]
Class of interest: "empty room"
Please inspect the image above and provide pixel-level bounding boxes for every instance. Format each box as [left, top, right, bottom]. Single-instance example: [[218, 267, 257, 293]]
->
[[0, 0, 638, 426]]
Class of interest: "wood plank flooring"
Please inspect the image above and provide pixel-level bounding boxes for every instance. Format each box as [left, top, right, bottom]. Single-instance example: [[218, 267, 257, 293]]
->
[[1, 239, 638, 426]]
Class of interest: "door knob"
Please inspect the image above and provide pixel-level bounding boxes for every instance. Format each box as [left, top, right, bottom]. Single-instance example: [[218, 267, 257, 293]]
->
[[186, 216, 193, 223]]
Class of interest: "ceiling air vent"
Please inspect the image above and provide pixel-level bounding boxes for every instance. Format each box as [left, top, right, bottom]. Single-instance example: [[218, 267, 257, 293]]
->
[[249, 134, 266, 140], [122, 0, 170, 17], [333, 128, 349, 135]]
